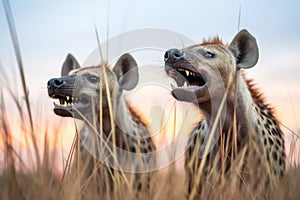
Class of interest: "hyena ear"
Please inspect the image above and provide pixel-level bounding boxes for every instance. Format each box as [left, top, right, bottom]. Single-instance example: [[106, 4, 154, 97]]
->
[[113, 53, 138, 91], [61, 53, 81, 76], [229, 29, 259, 69]]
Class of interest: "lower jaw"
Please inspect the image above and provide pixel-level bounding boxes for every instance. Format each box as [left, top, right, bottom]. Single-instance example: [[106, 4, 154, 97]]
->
[[54, 108, 73, 117], [53, 103, 91, 119], [171, 85, 207, 103], [172, 90, 197, 102]]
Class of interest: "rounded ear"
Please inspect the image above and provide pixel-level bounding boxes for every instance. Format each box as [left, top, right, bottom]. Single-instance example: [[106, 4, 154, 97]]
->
[[113, 53, 138, 91], [61, 53, 81, 76], [228, 29, 259, 69]]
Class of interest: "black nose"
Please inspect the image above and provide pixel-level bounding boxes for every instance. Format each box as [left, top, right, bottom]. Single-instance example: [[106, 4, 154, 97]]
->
[[164, 48, 184, 63], [47, 78, 65, 90]]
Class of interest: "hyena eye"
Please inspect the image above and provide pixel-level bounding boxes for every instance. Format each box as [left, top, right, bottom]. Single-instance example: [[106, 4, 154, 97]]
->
[[204, 51, 215, 59], [88, 75, 99, 83]]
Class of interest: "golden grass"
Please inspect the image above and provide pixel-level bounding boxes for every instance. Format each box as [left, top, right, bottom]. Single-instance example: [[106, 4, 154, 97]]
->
[[0, 93, 299, 200]]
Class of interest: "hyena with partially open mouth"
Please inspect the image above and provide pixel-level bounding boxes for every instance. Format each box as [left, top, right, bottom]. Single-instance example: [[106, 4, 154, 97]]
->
[[47, 53, 156, 199]]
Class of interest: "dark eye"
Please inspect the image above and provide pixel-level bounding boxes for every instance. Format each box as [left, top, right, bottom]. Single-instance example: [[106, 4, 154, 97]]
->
[[204, 51, 215, 59], [88, 75, 99, 83]]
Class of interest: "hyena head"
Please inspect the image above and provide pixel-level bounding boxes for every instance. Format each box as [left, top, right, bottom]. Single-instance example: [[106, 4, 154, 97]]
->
[[47, 53, 138, 121], [164, 29, 258, 105]]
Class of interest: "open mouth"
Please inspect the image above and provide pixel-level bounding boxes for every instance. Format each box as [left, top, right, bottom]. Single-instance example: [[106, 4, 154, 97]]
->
[[165, 65, 208, 102], [50, 93, 90, 117], [169, 67, 206, 89]]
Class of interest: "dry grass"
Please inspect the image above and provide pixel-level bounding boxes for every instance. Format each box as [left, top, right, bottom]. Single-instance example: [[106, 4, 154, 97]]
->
[[0, 87, 300, 200]]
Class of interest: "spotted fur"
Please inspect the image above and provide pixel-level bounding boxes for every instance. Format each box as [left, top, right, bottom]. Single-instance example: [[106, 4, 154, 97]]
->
[[164, 30, 285, 199], [48, 53, 156, 199]]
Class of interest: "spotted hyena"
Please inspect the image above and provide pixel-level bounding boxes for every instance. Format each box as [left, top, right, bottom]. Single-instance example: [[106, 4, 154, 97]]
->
[[164, 29, 285, 199], [47, 53, 156, 199]]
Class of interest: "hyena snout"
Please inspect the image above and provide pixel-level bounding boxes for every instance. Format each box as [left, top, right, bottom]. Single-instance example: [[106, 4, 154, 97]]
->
[[47, 78, 66, 97], [47, 78, 66, 90], [164, 48, 184, 64]]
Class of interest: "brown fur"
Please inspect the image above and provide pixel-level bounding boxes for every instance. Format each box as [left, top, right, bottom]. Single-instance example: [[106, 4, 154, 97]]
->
[[201, 36, 224, 46], [164, 30, 285, 199], [48, 53, 157, 199]]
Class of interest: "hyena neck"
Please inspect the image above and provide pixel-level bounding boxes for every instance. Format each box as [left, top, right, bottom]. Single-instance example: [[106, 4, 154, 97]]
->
[[98, 95, 136, 146], [79, 95, 137, 154], [199, 73, 257, 141]]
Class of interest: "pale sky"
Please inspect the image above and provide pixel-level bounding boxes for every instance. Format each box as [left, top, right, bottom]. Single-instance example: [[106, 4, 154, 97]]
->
[[0, 0, 300, 154]]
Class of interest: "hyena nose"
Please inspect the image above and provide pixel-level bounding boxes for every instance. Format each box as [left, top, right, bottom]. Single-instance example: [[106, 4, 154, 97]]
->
[[164, 48, 184, 63], [47, 78, 66, 89]]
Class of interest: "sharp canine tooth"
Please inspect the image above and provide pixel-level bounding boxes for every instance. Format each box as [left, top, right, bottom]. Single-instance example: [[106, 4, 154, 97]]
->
[[183, 81, 188, 88], [171, 83, 176, 90], [186, 70, 189, 76]]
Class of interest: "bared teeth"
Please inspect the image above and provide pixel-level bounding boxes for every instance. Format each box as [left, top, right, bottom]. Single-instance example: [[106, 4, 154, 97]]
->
[[53, 95, 78, 108], [185, 70, 190, 76], [177, 68, 196, 77], [170, 81, 189, 90], [183, 81, 188, 88]]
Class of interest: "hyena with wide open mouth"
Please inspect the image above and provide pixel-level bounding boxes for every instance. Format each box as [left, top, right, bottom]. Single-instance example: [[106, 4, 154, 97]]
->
[[164, 29, 285, 199]]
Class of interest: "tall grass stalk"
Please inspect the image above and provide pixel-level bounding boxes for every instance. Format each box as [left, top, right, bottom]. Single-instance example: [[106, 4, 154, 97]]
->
[[2, 0, 40, 168]]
